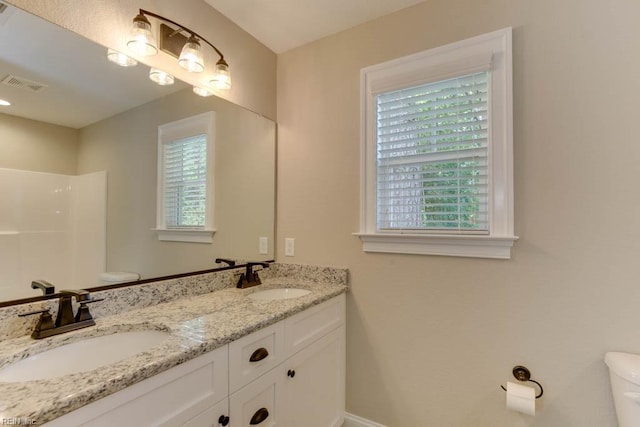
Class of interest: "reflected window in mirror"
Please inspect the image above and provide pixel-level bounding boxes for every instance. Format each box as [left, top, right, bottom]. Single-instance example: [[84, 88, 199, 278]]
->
[[155, 112, 216, 243]]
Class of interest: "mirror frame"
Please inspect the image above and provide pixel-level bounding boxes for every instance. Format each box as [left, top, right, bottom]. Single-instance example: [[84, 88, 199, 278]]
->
[[0, 260, 274, 308]]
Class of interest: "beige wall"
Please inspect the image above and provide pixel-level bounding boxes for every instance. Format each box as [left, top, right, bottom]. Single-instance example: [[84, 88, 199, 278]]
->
[[277, 0, 640, 425], [6, 0, 277, 119], [0, 113, 78, 174]]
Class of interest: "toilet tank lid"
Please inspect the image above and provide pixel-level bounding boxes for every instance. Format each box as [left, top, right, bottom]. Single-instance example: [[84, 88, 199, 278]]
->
[[605, 352, 640, 384], [100, 272, 140, 282]]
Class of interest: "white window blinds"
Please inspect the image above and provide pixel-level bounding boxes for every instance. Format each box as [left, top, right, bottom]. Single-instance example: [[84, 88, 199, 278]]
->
[[376, 71, 489, 233], [163, 134, 207, 228]]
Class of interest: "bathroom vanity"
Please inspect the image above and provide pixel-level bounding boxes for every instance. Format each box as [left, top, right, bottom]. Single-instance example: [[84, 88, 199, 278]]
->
[[0, 264, 347, 426]]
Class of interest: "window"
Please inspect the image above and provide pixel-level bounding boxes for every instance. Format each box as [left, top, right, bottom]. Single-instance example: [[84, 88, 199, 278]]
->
[[357, 28, 517, 259], [155, 112, 215, 243]]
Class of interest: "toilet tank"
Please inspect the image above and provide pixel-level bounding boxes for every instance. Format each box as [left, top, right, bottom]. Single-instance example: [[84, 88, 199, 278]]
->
[[99, 272, 140, 285], [605, 352, 640, 427]]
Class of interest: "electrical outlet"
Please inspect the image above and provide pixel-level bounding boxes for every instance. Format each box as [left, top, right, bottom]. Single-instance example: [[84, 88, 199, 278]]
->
[[259, 237, 268, 254], [284, 238, 295, 257]]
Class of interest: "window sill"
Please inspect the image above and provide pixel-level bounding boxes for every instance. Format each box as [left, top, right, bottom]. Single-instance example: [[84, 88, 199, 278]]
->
[[153, 228, 216, 243], [354, 233, 518, 259]]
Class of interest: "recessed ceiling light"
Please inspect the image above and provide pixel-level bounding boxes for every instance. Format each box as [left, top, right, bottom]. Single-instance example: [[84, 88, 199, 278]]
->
[[0, 99, 11, 106]]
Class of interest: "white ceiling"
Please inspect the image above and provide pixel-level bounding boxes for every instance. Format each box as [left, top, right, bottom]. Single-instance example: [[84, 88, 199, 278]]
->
[[204, 0, 428, 53]]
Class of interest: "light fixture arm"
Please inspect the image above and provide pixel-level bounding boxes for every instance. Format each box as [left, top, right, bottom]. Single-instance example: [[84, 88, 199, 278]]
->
[[137, 9, 226, 64]]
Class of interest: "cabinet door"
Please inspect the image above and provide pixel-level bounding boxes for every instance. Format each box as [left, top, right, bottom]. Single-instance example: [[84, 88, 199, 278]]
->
[[183, 398, 230, 427], [44, 345, 229, 427], [229, 366, 285, 427], [284, 326, 345, 427]]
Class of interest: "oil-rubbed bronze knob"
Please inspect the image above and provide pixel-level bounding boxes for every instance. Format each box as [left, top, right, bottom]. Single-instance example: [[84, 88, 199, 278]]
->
[[249, 347, 269, 362], [287, 369, 296, 378], [218, 415, 230, 426]]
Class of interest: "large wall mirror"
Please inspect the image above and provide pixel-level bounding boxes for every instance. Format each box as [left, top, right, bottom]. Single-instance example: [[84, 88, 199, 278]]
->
[[0, 3, 276, 304]]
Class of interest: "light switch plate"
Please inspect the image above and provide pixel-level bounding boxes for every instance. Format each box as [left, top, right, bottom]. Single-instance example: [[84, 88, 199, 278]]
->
[[284, 238, 295, 257], [259, 237, 268, 254]]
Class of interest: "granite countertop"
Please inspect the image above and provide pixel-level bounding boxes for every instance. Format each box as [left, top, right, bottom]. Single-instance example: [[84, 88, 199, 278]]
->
[[0, 278, 347, 425]]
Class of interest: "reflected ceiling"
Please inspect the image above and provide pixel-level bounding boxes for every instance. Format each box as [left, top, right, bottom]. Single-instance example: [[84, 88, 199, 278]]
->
[[0, 3, 187, 128]]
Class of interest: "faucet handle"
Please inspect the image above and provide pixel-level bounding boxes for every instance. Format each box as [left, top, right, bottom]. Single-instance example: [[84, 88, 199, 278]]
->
[[18, 308, 51, 318], [74, 298, 104, 322], [19, 308, 55, 338]]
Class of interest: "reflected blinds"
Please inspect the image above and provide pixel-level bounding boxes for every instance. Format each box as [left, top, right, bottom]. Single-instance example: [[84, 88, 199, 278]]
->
[[163, 134, 207, 228], [376, 72, 490, 232]]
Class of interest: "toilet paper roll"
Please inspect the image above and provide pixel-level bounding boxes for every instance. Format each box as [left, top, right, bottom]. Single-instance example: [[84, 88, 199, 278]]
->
[[506, 381, 536, 416]]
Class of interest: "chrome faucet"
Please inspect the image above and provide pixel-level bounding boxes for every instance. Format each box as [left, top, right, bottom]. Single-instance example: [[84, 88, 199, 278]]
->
[[236, 262, 270, 289], [19, 288, 103, 339]]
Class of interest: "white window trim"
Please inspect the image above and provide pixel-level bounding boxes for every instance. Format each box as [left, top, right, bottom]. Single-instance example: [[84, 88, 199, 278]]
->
[[355, 28, 518, 259], [155, 111, 216, 243]]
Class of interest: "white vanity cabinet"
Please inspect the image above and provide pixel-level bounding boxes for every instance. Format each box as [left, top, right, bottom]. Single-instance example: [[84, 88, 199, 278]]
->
[[43, 293, 345, 427], [229, 294, 345, 427], [45, 345, 230, 427]]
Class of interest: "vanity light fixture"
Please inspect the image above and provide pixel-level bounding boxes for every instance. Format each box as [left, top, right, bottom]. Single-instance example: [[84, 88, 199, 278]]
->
[[107, 49, 138, 67], [149, 68, 174, 86], [178, 35, 204, 73], [126, 9, 231, 90], [193, 85, 214, 97], [0, 99, 10, 106], [126, 12, 158, 56]]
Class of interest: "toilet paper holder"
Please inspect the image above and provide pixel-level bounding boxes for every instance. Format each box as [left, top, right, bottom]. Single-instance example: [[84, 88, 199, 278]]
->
[[500, 365, 544, 399]]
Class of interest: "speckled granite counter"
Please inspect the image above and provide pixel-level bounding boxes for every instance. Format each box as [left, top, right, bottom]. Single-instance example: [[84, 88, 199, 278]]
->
[[0, 264, 348, 425]]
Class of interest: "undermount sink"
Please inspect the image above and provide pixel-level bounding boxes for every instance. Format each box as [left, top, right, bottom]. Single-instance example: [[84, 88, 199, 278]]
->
[[0, 330, 170, 383], [248, 288, 311, 301]]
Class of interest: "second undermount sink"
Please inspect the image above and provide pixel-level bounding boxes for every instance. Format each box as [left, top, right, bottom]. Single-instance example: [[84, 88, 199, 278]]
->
[[248, 288, 311, 301], [0, 330, 170, 383]]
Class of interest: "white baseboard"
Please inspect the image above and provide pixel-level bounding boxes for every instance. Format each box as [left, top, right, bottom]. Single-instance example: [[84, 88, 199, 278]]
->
[[343, 412, 387, 427]]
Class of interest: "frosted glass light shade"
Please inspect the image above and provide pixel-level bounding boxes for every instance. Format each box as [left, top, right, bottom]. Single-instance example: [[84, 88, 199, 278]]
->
[[107, 49, 138, 67], [149, 68, 174, 86], [193, 86, 214, 97], [178, 36, 205, 73], [127, 14, 158, 56], [210, 60, 231, 90]]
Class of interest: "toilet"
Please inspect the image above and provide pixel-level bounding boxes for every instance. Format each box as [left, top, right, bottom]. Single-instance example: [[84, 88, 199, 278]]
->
[[605, 352, 640, 426], [99, 272, 140, 285]]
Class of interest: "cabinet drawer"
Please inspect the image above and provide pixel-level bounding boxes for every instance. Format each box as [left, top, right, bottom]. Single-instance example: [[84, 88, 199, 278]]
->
[[284, 294, 345, 356], [229, 321, 285, 393], [229, 367, 284, 427]]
